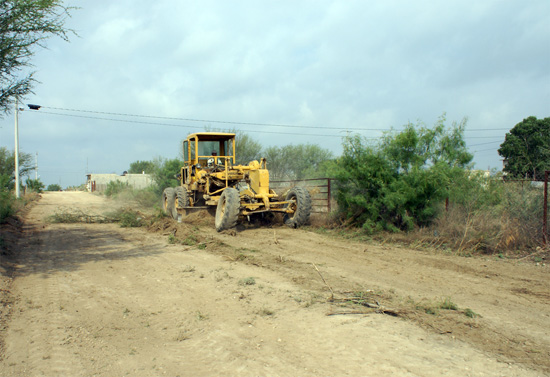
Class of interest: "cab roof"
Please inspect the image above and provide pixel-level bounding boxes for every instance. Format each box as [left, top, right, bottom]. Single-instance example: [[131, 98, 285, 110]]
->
[[186, 132, 236, 141]]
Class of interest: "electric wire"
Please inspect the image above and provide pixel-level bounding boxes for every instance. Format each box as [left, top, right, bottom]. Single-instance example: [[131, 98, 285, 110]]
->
[[38, 105, 510, 132], [28, 109, 506, 139]]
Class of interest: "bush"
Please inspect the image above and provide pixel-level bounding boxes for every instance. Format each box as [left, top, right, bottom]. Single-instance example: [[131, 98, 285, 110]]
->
[[47, 184, 62, 191], [436, 179, 544, 252], [0, 191, 15, 223], [104, 184, 159, 209], [332, 116, 472, 233], [26, 178, 44, 193], [104, 180, 128, 197]]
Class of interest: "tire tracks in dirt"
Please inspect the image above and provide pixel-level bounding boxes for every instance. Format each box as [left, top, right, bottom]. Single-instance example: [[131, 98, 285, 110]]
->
[[5, 220, 84, 376], [1, 192, 548, 376]]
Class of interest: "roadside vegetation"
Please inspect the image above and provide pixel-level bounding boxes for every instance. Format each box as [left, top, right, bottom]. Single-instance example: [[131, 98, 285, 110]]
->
[[11, 116, 538, 256], [325, 116, 546, 254], [113, 117, 547, 255], [0, 147, 44, 223]]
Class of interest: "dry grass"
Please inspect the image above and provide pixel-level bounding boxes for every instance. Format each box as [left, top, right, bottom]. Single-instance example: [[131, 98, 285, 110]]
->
[[312, 182, 546, 255]]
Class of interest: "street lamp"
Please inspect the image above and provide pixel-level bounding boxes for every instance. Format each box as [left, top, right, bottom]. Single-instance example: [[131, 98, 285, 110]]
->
[[14, 101, 41, 198]]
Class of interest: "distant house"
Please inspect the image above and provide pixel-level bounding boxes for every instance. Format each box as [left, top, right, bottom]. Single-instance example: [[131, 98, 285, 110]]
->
[[86, 172, 154, 193]]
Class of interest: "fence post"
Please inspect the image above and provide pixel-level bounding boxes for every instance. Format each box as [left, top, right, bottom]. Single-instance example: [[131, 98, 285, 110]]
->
[[544, 171, 549, 246], [327, 178, 332, 213]]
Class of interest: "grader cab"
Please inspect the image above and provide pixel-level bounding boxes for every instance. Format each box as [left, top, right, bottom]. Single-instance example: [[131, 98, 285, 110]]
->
[[162, 132, 312, 231]]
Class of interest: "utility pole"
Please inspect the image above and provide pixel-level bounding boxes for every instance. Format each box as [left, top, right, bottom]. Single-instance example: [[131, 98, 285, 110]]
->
[[35, 152, 38, 180], [14, 99, 20, 198]]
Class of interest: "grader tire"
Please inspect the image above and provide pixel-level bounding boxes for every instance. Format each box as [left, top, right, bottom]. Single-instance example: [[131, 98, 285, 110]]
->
[[283, 186, 312, 228], [175, 186, 189, 208], [162, 187, 177, 219], [215, 188, 240, 232]]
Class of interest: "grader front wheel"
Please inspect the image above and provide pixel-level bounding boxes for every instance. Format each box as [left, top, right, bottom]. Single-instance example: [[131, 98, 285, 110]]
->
[[162, 187, 177, 219], [215, 188, 240, 232], [283, 186, 312, 228]]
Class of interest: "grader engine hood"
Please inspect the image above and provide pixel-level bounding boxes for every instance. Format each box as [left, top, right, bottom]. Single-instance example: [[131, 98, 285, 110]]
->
[[245, 165, 270, 196]]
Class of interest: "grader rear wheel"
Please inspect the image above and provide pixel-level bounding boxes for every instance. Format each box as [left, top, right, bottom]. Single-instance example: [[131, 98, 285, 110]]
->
[[162, 187, 177, 219], [175, 186, 189, 209], [215, 188, 240, 232], [283, 186, 312, 228]]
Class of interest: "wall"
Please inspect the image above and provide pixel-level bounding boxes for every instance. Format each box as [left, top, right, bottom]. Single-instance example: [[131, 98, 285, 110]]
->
[[86, 173, 154, 192]]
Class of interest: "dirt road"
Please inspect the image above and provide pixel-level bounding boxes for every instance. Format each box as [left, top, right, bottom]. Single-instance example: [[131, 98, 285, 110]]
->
[[0, 192, 548, 376]]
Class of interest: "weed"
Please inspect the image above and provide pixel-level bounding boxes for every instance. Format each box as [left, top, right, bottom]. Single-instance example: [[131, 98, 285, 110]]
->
[[238, 247, 260, 253], [48, 211, 87, 223], [104, 180, 128, 197], [175, 330, 190, 342], [151, 208, 168, 222], [197, 243, 207, 250], [424, 307, 439, 315], [0, 192, 15, 223], [196, 311, 209, 321], [181, 234, 198, 246], [238, 277, 256, 286], [439, 297, 458, 310], [236, 253, 249, 261], [258, 307, 274, 316], [464, 308, 480, 318], [118, 210, 143, 227], [168, 234, 177, 244]]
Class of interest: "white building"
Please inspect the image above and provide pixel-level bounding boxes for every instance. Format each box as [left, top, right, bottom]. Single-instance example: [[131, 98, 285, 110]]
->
[[86, 173, 154, 193]]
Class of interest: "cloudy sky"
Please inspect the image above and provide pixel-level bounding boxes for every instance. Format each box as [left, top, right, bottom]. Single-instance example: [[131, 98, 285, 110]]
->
[[1, 0, 549, 188]]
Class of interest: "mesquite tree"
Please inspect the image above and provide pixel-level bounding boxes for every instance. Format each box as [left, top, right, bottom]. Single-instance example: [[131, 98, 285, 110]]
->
[[0, 0, 73, 113]]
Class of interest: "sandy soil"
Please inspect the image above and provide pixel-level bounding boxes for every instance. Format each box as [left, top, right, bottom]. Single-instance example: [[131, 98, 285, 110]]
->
[[0, 191, 548, 376]]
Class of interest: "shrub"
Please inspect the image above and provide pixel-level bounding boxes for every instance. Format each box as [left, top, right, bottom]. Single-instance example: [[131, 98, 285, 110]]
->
[[0, 191, 15, 223], [104, 180, 128, 197], [26, 178, 44, 193], [332, 116, 472, 232], [46, 184, 62, 191], [436, 180, 544, 252]]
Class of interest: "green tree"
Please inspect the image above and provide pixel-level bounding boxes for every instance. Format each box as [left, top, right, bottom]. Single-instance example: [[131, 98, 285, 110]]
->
[[235, 132, 262, 165], [152, 157, 184, 194], [0, 0, 74, 113], [263, 144, 333, 180], [25, 178, 44, 193], [0, 147, 34, 190], [128, 160, 156, 174], [332, 117, 472, 232], [498, 116, 550, 180], [46, 183, 62, 191]]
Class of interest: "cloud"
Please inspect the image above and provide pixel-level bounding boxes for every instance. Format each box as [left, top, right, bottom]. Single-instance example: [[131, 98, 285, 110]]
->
[[1, 0, 548, 187]]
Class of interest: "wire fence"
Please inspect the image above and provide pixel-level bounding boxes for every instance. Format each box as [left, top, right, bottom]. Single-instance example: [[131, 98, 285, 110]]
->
[[499, 172, 549, 246], [272, 173, 549, 247]]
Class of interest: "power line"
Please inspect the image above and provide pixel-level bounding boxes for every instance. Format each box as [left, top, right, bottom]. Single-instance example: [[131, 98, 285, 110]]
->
[[28, 109, 507, 139], [41, 106, 389, 132], [469, 140, 502, 147], [40, 105, 510, 133], [474, 148, 500, 153], [33, 111, 348, 138]]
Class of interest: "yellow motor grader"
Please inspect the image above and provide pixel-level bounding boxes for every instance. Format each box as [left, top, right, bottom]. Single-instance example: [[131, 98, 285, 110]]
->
[[161, 132, 312, 231]]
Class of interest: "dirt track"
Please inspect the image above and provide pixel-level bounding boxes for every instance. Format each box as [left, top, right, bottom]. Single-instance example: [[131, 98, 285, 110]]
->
[[0, 191, 548, 376]]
